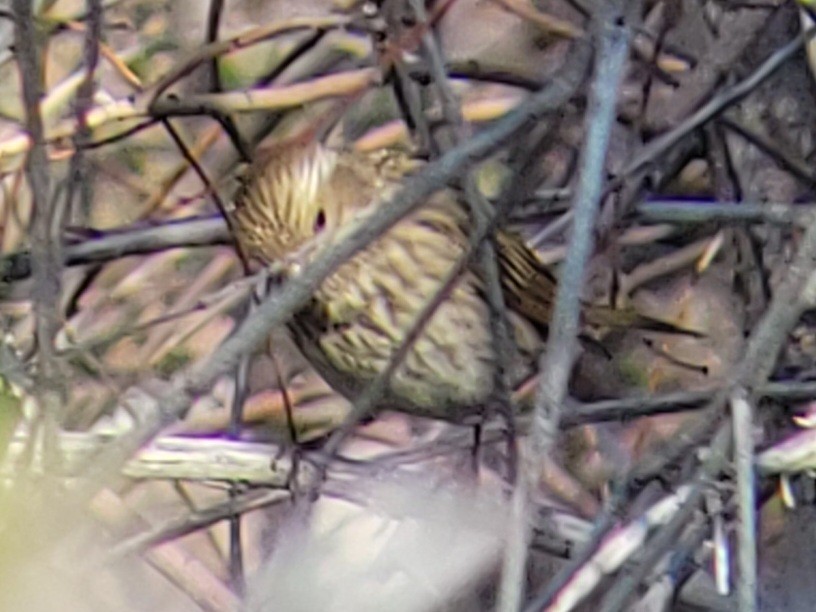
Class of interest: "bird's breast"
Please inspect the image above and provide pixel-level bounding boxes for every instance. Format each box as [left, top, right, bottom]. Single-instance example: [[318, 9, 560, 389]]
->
[[289, 209, 516, 419]]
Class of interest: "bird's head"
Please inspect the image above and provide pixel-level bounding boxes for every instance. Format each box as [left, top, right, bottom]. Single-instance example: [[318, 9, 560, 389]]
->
[[230, 142, 418, 276], [229, 143, 345, 275]]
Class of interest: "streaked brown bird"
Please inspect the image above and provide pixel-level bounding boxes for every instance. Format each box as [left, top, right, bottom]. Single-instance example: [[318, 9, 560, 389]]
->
[[229, 143, 689, 422]]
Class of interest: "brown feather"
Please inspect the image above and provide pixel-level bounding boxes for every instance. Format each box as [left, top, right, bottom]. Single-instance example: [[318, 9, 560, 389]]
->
[[494, 227, 702, 338]]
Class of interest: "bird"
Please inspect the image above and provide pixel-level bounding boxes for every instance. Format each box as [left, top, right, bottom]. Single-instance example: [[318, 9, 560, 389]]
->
[[228, 142, 695, 423]]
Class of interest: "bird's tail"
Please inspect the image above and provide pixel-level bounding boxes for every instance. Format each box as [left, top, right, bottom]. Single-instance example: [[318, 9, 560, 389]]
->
[[581, 304, 704, 337]]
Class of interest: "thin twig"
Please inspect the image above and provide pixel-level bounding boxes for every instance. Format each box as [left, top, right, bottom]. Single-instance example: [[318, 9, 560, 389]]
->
[[719, 116, 816, 189], [90, 491, 240, 612], [14, 0, 62, 466], [1, 216, 230, 282], [731, 388, 757, 612], [145, 546, 239, 612], [206, 0, 225, 94], [366, 375, 816, 473], [147, 16, 349, 101], [160, 120, 230, 224], [532, 0, 632, 470], [410, 0, 467, 140], [106, 488, 290, 560], [204, 2, 250, 576], [619, 235, 713, 296], [204, 0, 248, 163], [514, 5, 635, 611], [149, 69, 379, 118], [64, 0, 102, 223], [408, 60, 546, 90], [256, 28, 328, 88], [489, 0, 584, 38], [619, 25, 816, 186], [637, 199, 815, 226]]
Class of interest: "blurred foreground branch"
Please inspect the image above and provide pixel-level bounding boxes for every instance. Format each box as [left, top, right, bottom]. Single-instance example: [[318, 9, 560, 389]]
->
[[2, 431, 308, 487]]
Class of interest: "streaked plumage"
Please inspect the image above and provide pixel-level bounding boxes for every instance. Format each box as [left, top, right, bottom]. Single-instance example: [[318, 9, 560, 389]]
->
[[230, 143, 686, 421]]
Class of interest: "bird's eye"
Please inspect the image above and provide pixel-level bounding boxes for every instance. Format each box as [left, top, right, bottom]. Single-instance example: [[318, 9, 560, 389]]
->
[[314, 209, 326, 233]]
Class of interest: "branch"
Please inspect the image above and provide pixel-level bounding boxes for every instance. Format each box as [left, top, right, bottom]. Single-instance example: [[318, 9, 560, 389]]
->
[[507, 4, 635, 610], [1, 216, 230, 282], [620, 26, 816, 184]]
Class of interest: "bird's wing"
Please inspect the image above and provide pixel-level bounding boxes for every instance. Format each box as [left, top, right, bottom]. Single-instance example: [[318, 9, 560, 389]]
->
[[495, 230, 559, 330], [494, 231, 704, 338]]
